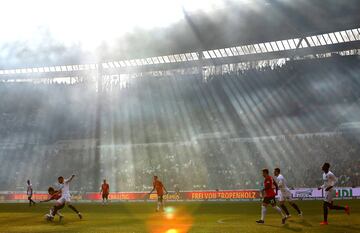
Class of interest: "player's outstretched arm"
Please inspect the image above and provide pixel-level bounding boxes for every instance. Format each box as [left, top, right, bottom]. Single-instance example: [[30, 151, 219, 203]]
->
[[40, 198, 52, 203], [149, 187, 155, 195], [163, 186, 168, 195], [65, 174, 75, 183]]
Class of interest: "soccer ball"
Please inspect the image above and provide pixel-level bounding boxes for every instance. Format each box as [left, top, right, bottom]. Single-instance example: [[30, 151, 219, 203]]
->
[[44, 214, 54, 222]]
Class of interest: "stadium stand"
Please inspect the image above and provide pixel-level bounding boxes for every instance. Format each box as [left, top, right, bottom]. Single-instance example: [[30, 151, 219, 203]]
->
[[0, 55, 360, 192]]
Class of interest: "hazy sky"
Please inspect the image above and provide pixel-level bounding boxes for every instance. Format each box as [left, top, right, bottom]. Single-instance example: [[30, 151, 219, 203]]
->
[[0, 0, 230, 50]]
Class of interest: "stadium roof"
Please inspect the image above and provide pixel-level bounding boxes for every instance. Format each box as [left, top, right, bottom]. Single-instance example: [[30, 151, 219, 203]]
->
[[0, 27, 359, 79]]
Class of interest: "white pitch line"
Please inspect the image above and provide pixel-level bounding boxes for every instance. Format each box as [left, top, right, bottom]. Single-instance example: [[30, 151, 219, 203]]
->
[[217, 218, 226, 224]]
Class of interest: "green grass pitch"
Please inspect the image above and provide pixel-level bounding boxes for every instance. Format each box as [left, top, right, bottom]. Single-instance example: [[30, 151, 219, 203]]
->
[[0, 200, 358, 233]]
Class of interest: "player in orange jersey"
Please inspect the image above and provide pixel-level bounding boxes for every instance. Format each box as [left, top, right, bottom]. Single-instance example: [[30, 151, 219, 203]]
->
[[100, 179, 110, 205], [149, 176, 168, 212]]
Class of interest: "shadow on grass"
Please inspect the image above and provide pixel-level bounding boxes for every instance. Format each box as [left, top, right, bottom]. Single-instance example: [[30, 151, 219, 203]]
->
[[288, 219, 313, 227], [217, 218, 305, 232], [264, 223, 303, 232], [0, 215, 38, 225], [329, 224, 360, 231]]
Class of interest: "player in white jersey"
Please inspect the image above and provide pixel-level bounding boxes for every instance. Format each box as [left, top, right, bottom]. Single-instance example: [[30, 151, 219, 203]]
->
[[50, 175, 83, 219], [274, 168, 302, 218], [26, 180, 36, 206], [318, 163, 350, 225]]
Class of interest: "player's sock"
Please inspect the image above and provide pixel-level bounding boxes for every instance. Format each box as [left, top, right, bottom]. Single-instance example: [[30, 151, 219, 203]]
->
[[280, 204, 290, 216], [290, 203, 301, 214], [160, 200, 165, 211], [57, 211, 63, 217], [323, 202, 328, 222], [345, 205, 350, 215], [68, 204, 80, 214], [52, 205, 61, 217], [261, 206, 267, 221], [273, 206, 285, 217]]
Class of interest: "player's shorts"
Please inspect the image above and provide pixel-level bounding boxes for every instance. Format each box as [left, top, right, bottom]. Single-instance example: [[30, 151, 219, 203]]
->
[[56, 195, 71, 205], [263, 196, 276, 205], [102, 193, 109, 199], [27, 195, 32, 199], [324, 189, 335, 203], [278, 191, 292, 202], [157, 195, 163, 202]]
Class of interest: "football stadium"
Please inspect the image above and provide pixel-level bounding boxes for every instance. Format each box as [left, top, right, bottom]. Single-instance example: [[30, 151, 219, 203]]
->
[[0, 0, 360, 232]]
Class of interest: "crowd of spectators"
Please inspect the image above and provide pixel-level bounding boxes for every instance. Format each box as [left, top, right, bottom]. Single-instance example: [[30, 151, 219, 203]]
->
[[0, 133, 359, 192]]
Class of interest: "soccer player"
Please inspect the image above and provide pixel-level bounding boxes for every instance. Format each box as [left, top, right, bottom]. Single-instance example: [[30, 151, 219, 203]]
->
[[318, 162, 350, 225], [40, 187, 65, 222], [274, 168, 303, 218], [256, 169, 287, 225], [26, 180, 36, 206], [149, 176, 168, 212], [100, 179, 110, 205], [51, 175, 83, 219]]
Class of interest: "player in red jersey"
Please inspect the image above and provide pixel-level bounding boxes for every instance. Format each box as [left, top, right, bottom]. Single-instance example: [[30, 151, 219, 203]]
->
[[256, 169, 287, 225], [149, 176, 168, 212], [100, 179, 110, 205], [40, 187, 65, 222]]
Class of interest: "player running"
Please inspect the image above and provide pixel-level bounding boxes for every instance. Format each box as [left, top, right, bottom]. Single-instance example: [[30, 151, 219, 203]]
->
[[51, 175, 83, 219], [149, 176, 168, 212], [318, 162, 350, 225], [40, 187, 65, 222], [100, 179, 110, 205], [256, 169, 287, 225], [274, 168, 303, 218], [26, 180, 36, 206]]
